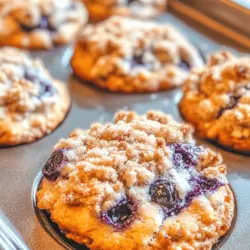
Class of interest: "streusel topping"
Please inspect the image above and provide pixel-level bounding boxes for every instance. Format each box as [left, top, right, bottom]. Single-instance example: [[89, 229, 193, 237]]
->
[[38, 111, 227, 213], [182, 51, 250, 140], [0, 47, 56, 120], [37, 111, 233, 250], [76, 16, 203, 91], [0, 0, 87, 47], [0, 47, 70, 145], [83, 0, 167, 19]]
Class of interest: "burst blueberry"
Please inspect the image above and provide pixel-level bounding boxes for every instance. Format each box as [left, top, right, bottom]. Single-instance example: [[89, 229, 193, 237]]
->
[[100, 198, 137, 230], [131, 54, 144, 68], [24, 68, 55, 97], [42, 149, 67, 181], [178, 60, 190, 71], [217, 95, 240, 118], [169, 143, 203, 168]]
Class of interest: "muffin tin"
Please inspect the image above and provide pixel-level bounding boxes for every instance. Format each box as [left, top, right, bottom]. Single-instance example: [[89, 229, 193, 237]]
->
[[0, 12, 250, 250]]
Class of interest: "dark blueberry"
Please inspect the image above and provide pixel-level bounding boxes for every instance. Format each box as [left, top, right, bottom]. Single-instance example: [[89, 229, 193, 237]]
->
[[24, 68, 38, 82], [169, 144, 203, 169], [131, 54, 144, 68], [39, 16, 49, 30], [100, 198, 137, 230], [193, 175, 223, 192], [178, 60, 190, 71], [217, 95, 240, 118], [42, 149, 67, 181], [39, 79, 55, 97], [20, 16, 56, 32], [150, 180, 179, 212], [183, 175, 223, 207], [24, 69, 55, 97]]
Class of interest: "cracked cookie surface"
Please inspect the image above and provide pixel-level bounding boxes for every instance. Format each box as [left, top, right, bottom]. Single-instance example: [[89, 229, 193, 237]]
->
[[0, 47, 71, 145], [71, 16, 204, 93], [0, 0, 88, 49], [82, 0, 167, 22], [180, 51, 250, 154], [37, 110, 234, 250]]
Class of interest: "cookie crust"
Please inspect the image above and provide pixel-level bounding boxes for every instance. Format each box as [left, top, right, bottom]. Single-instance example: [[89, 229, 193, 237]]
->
[[37, 111, 234, 250], [0, 47, 71, 146], [82, 0, 167, 22], [180, 51, 250, 154], [0, 0, 88, 49], [71, 16, 204, 93]]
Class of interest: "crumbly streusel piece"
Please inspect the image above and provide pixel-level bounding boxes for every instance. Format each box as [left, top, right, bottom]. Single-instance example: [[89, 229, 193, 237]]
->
[[71, 16, 204, 93], [82, 0, 167, 22], [180, 51, 250, 154], [0, 47, 70, 145], [37, 110, 234, 250], [0, 0, 88, 49]]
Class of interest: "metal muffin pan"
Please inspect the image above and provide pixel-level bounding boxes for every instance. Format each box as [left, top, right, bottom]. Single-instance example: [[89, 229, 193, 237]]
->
[[0, 13, 249, 250]]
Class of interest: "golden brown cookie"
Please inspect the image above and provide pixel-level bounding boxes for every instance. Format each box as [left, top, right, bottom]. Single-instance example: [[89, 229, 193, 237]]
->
[[82, 0, 167, 22], [71, 16, 204, 93], [0, 0, 88, 49], [0, 47, 71, 146], [37, 110, 234, 250], [180, 51, 250, 154]]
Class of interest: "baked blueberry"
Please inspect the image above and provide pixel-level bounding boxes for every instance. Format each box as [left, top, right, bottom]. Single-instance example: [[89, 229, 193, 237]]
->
[[100, 198, 137, 230], [150, 180, 179, 212], [217, 95, 240, 118], [25, 69, 55, 97], [169, 143, 203, 168], [42, 149, 67, 181]]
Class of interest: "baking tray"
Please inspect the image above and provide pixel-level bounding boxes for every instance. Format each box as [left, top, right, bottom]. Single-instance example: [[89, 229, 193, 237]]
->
[[0, 12, 250, 250]]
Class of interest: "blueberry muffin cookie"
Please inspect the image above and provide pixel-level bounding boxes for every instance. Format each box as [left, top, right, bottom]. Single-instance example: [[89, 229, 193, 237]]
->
[[0, 47, 70, 145], [180, 51, 250, 154], [82, 0, 167, 22], [37, 110, 234, 250], [0, 0, 88, 49], [71, 16, 204, 93]]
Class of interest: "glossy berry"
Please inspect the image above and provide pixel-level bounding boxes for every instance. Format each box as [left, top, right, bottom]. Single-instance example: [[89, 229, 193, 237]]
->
[[42, 149, 67, 181], [178, 60, 190, 71], [169, 143, 203, 169], [217, 95, 240, 118], [131, 54, 144, 68], [193, 175, 223, 192], [24, 69, 55, 97], [100, 198, 137, 230], [150, 180, 179, 212]]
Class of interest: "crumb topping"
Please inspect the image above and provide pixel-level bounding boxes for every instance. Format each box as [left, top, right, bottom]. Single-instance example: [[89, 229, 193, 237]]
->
[[181, 51, 250, 140], [0, 47, 56, 118], [0, 47, 70, 145], [83, 0, 167, 19], [0, 0, 87, 47], [37, 111, 233, 250], [76, 16, 203, 91], [38, 111, 227, 213]]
